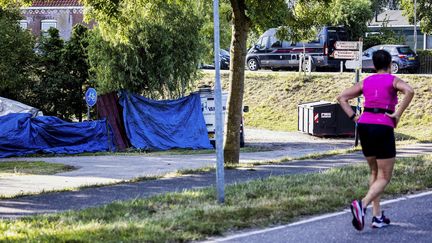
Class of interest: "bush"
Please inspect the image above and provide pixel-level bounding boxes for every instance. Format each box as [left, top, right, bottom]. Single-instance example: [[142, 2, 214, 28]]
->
[[417, 49, 432, 57], [363, 21, 405, 49], [87, 0, 204, 98], [0, 8, 36, 102]]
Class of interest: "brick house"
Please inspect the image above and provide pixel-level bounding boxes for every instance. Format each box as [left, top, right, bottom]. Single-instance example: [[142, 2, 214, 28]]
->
[[20, 0, 91, 40]]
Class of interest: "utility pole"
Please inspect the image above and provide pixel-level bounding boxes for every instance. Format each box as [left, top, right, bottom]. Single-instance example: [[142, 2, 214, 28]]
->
[[213, 0, 225, 204]]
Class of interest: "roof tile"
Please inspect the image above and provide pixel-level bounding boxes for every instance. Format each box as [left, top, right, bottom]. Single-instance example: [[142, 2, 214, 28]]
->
[[31, 0, 83, 7]]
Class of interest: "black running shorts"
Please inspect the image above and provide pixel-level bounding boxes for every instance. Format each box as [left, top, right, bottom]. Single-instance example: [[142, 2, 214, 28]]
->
[[358, 123, 396, 159]]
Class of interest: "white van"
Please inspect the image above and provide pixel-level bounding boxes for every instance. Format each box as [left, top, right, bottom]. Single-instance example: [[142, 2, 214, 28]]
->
[[198, 86, 246, 147]]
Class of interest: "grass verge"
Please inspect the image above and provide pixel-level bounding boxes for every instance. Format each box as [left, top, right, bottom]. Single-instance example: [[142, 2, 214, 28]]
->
[[199, 72, 432, 142], [1, 155, 431, 242], [0, 161, 75, 175]]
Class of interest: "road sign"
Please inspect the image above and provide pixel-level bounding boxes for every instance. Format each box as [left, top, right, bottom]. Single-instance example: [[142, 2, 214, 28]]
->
[[335, 41, 360, 50], [85, 88, 97, 107], [345, 60, 361, 70], [333, 50, 360, 60]]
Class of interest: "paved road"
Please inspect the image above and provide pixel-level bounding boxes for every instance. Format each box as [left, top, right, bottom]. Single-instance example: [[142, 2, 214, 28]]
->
[[0, 129, 353, 197], [206, 192, 432, 243], [1, 143, 430, 219]]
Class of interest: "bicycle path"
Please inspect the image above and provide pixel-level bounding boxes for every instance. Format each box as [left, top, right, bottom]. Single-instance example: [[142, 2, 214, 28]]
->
[[0, 131, 353, 197]]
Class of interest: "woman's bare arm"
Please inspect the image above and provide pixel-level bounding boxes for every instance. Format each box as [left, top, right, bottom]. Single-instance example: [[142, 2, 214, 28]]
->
[[337, 82, 363, 122], [386, 77, 415, 126]]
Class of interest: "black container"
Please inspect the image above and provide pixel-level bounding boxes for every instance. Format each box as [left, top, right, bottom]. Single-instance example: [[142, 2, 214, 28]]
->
[[298, 101, 356, 137]]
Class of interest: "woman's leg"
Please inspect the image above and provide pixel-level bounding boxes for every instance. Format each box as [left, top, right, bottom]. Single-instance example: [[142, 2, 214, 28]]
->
[[365, 156, 381, 216], [362, 157, 395, 208]]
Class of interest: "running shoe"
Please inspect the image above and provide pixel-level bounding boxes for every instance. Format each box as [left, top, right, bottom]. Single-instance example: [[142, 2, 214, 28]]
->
[[372, 211, 391, 228], [350, 200, 365, 231]]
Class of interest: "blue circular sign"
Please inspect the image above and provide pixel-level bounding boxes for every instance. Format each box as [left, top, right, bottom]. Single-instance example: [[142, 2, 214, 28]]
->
[[85, 88, 97, 107]]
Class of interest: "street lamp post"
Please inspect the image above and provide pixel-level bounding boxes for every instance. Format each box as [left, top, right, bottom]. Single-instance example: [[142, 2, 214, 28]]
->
[[213, 0, 225, 204]]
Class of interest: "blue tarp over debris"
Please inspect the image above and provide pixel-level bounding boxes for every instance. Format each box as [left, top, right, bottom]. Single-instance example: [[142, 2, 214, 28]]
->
[[120, 92, 212, 150], [0, 113, 113, 158]]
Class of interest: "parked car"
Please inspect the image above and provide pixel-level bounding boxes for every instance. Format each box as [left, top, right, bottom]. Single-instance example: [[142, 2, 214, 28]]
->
[[200, 50, 230, 70], [246, 26, 349, 71], [219, 49, 230, 70], [362, 45, 420, 74]]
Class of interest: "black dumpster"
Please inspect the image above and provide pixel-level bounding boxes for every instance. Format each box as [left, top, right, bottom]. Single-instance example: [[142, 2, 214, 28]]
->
[[298, 101, 356, 137]]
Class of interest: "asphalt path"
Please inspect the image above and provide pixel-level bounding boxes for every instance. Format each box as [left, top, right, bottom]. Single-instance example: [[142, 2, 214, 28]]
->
[[206, 192, 432, 243], [0, 129, 353, 197], [0, 151, 362, 219]]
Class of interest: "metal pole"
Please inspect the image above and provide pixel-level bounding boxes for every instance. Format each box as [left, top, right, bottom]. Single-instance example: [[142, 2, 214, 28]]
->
[[213, 0, 225, 204], [340, 61, 343, 73], [354, 39, 363, 147], [414, 0, 417, 53], [87, 105, 90, 121], [298, 54, 303, 74]]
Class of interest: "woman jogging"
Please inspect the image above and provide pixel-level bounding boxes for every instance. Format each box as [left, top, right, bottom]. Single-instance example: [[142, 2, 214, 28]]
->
[[337, 49, 414, 231]]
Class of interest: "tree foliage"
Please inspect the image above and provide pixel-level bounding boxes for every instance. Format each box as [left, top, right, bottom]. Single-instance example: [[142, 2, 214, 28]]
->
[[0, 8, 35, 101], [331, 0, 373, 40], [0, 0, 32, 8], [363, 24, 405, 49], [371, 0, 400, 14], [85, 0, 204, 98], [401, 0, 432, 34], [33, 27, 89, 121], [62, 24, 90, 121], [34, 28, 71, 119], [190, 0, 232, 63], [277, 0, 331, 42]]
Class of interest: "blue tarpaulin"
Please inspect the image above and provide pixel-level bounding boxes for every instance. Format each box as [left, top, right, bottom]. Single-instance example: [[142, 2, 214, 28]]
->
[[120, 92, 212, 150], [0, 113, 113, 158]]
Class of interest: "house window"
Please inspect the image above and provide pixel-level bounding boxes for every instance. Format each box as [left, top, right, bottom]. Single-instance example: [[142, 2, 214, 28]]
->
[[19, 20, 28, 29], [41, 20, 57, 32]]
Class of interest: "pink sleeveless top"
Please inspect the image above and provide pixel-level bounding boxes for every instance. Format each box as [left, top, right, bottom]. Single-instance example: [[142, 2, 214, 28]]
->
[[358, 74, 398, 128]]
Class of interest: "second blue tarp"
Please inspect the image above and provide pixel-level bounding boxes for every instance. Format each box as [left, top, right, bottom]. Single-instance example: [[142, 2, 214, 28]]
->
[[120, 92, 212, 150]]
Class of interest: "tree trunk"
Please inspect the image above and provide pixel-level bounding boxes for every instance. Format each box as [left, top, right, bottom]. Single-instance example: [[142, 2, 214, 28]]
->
[[224, 0, 250, 164], [78, 84, 83, 122]]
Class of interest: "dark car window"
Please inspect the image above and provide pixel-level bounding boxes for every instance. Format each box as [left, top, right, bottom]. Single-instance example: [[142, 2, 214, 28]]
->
[[328, 30, 337, 42], [397, 47, 415, 55], [270, 36, 282, 48], [337, 31, 349, 41], [327, 29, 348, 41]]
